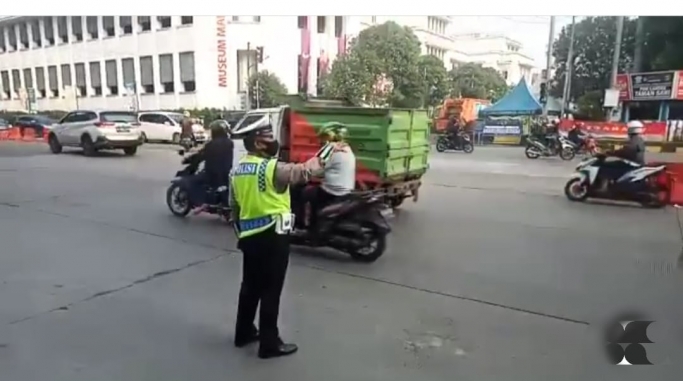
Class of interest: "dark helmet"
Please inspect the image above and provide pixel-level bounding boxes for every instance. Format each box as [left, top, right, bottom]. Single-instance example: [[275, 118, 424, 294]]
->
[[208, 119, 230, 139]]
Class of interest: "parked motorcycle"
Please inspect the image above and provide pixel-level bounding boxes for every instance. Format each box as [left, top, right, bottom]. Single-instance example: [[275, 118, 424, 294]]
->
[[564, 154, 670, 208], [290, 186, 393, 263], [525, 135, 575, 160], [166, 149, 232, 221], [435, 133, 474, 153]]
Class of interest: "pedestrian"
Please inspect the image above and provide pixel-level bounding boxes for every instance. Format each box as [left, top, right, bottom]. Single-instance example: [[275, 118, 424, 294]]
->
[[229, 115, 331, 359]]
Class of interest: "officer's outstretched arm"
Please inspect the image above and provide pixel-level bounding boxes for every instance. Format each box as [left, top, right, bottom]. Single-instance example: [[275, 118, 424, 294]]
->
[[272, 156, 324, 193]]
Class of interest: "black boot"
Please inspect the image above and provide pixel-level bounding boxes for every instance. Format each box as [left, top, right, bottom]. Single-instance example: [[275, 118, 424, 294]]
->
[[258, 341, 298, 359]]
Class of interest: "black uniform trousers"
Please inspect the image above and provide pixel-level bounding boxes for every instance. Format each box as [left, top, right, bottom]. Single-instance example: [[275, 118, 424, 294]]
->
[[235, 225, 290, 349]]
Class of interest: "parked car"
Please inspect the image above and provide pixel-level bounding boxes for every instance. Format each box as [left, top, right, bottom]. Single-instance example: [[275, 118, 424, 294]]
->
[[137, 111, 206, 144], [47, 110, 143, 156], [13, 115, 56, 137]]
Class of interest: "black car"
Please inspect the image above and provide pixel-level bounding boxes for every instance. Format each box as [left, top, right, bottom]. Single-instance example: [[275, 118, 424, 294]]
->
[[13, 115, 56, 137]]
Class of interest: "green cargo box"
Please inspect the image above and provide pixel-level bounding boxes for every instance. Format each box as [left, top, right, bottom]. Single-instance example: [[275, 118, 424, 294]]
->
[[286, 97, 430, 185]]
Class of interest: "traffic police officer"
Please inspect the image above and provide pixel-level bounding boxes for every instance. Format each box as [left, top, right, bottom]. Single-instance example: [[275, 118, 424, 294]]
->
[[229, 114, 332, 359]]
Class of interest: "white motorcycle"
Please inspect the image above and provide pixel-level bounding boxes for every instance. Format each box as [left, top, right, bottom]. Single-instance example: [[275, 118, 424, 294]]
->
[[564, 154, 670, 208]]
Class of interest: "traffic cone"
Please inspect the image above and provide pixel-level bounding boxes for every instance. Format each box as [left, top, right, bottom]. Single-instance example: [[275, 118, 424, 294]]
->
[[0, 129, 9, 140], [22, 128, 36, 141]]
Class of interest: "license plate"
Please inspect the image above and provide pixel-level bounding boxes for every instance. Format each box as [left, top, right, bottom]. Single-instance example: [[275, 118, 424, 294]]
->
[[116, 127, 130, 133]]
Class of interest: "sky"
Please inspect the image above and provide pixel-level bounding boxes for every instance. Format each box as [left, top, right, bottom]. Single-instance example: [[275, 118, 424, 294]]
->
[[449, 16, 575, 68]]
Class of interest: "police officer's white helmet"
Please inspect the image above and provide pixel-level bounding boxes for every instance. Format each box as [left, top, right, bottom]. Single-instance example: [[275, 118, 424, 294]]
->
[[626, 120, 644, 135], [231, 114, 272, 137]]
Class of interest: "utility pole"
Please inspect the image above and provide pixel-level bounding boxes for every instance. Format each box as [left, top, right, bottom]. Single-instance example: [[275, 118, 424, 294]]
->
[[560, 16, 576, 117], [633, 17, 645, 72], [610, 16, 625, 89], [246, 42, 252, 110], [542, 16, 556, 117]]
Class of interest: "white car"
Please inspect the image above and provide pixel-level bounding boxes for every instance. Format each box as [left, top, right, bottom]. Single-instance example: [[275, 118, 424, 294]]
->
[[47, 110, 143, 156], [137, 111, 206, 144]]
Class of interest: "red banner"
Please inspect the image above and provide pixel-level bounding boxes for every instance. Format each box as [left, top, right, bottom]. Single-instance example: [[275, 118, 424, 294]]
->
[[616, 74, 630, 101], [558, 119, 667, 141], [677, 71, 683, 100]]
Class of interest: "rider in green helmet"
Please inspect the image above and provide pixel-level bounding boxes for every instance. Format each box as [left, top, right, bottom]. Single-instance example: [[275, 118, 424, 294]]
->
[[303, 122, 356, 236]]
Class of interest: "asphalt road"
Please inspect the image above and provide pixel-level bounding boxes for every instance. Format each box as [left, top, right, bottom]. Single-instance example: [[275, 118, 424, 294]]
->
[[1, 141, 683, 380]]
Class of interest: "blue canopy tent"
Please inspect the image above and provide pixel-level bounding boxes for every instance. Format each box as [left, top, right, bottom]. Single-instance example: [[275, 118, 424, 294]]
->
[[480, 78, 542, 117]]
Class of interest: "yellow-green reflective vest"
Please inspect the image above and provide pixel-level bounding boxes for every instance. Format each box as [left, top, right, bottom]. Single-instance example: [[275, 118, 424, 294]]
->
[[231, 155, 291, 238]]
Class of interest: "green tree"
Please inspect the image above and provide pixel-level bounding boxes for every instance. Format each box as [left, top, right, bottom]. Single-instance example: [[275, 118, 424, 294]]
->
[[247, 71, 287, 108], [322, 53, 376, 105], [575, 90, 604, 120], [640, 16, 683, 71], [551, 17, 636, 102], [323, 21, 424, 107], [417, 54, 450, 107], [448, 63, 508, 101]]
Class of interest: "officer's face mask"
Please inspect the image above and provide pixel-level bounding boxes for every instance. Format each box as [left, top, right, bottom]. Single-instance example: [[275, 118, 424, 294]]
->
[[259, 139, 280, 157]]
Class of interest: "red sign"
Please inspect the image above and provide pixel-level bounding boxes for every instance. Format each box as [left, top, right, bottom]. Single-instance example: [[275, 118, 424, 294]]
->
[[616, 74, 630, 101], [676, 71, 683, 100], [216, 16, 227, 88], [558, 119, 667, 141]]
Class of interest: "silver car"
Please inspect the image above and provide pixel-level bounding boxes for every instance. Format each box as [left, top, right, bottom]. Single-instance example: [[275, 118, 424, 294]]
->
[[47, 110, 143, 156]]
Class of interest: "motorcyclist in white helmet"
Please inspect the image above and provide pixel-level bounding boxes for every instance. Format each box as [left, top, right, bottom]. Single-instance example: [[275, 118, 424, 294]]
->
[[597, 120, 646, 191]]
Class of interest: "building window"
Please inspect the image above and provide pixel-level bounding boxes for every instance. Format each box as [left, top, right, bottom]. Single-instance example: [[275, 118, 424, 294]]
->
[[12, 69, 21, 97], [179, 51, 196, 92], [57, 17, 68, 43], [89, 61, 102, 96], [334, 16, 343, 38], [0, 27, 5, 53], [35, 67, 46, 98], [7, 26, 17, 51], [159, 54, 174, 93], [253, 16, 261, 23], [31, 19, 41, 48], [48, 66, 59, 97], [43, 17, 55, 46], [74, 63, 86, 96], [1, 71, 11, 99], [181, 16, 193, 25], [61, 64, 72, 90], [105, 60, 118, 95], [236, 49, 256, 93], [371, 16, 377, 24], [23, 68, 33, 93], [19, 23, 29, 49], [231, 16, 240, 22], [317, 16, 326, 33], [297, 16, 307, 29], [86, 16, 98, 40], [121, 58, 135, 92], [119, 16, 133, 35], [139, 56, 154, 94], [502, 70, 508, 80], [157, 16, 171, 29], [102, 16, 115, 37], [72, 16, 83, 42], [138, 16, 151, 32]]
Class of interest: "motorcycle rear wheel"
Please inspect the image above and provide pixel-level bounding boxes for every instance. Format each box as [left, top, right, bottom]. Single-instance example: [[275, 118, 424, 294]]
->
[[348, 222, 387, 263], [462, 142, 474, 153], [435, 139, 447, 152]]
